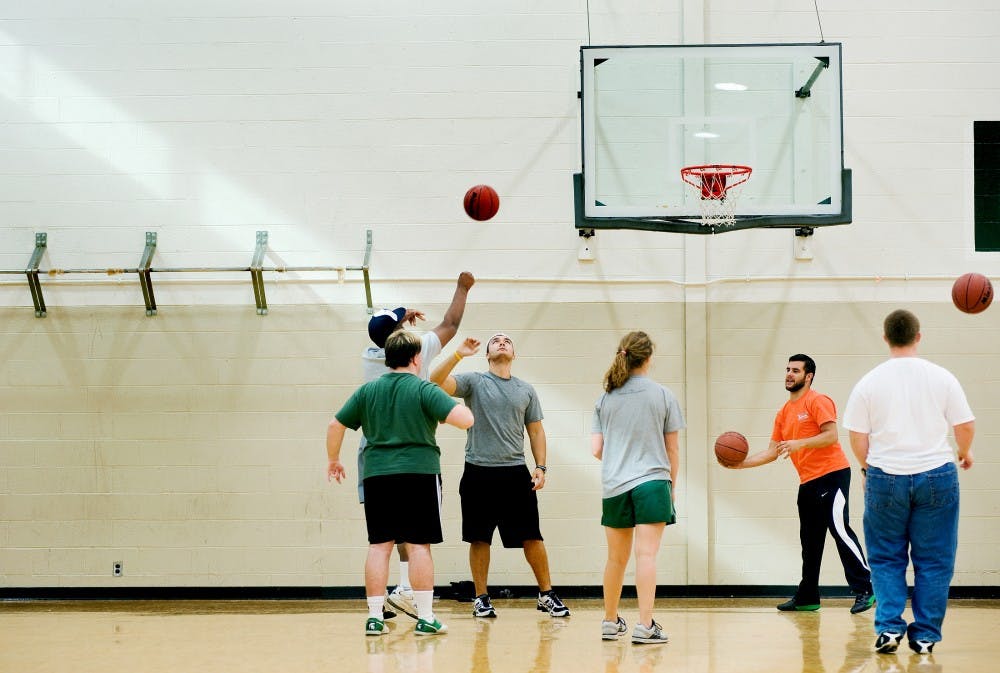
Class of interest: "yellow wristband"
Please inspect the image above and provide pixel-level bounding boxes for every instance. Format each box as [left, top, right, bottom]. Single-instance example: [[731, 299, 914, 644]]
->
[[454, 352, 463, 362]]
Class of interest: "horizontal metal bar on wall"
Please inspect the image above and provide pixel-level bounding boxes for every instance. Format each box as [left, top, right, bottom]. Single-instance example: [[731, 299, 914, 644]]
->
[[0, 272, 959, 289], [0, 229, 374, 317]]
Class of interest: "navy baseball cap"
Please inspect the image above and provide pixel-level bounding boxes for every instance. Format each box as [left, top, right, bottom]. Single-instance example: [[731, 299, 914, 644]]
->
[[368, 307, 406, 348]]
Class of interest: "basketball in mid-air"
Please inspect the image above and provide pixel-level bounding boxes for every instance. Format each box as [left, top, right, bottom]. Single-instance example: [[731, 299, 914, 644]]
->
[[463, 184, 500, 221], [714, 431, 749, 467], [951, 272, 993, 314]]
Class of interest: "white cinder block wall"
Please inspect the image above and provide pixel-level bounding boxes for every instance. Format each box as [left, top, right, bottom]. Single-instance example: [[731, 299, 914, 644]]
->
[[0, 1, 997, 589]]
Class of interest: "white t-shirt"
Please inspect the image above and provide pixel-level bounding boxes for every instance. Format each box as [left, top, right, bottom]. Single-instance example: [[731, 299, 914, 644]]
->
[[842, 357, 974, 475], [360, 331, 442, 383]]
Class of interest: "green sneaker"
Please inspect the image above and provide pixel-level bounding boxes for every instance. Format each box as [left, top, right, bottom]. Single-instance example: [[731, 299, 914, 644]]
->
[[851, 592, 876, 614], [365, 617, 386, 636], [776, 598, 820, 612], [414, 617, 448, 635]]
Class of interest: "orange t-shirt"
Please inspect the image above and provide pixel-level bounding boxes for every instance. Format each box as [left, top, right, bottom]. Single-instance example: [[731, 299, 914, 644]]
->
[[771, 388, 849, 484]]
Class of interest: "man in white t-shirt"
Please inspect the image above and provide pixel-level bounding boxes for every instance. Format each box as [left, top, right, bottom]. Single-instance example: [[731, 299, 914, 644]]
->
[[358, 271, 475, 619], [842, 309, 975, 656]]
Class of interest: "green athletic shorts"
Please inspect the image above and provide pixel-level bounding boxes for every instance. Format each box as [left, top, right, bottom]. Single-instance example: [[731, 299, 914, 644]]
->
[[601, 479, 676, 528]]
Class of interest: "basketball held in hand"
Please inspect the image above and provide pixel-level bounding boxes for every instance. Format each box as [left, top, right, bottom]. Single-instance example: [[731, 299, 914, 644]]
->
[[951, 272, 993, 314], [715, 431, 749, 468], [463, 184, 500, 221]]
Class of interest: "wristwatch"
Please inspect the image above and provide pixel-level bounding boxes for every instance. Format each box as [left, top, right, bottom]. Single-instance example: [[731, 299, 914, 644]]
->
[[535, 465, 547, 473]]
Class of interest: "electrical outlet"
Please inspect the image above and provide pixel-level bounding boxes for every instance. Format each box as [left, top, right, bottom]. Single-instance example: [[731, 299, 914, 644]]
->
[[578, 237, 595, 261], [113, 561, 123, 577]]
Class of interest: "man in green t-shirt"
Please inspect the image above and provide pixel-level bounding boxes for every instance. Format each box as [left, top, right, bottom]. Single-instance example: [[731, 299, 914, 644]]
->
[[327, 330, 474, 637]]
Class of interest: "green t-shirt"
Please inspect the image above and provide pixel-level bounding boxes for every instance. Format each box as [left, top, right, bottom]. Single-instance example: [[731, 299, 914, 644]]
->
[[336, 372, 457, 478]]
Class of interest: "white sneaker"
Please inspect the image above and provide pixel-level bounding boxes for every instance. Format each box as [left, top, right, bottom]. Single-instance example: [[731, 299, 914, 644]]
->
[[386, 586, 418, 620], [632, 620, 668, 645], [473, 594, 497, 618], [536, 591, 571, 617], [381, 590, 397, 620], [601, 615, 627, 641]]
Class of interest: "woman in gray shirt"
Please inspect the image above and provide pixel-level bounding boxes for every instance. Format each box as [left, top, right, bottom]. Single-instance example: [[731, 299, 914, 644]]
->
[[592, 331, 684, 645]]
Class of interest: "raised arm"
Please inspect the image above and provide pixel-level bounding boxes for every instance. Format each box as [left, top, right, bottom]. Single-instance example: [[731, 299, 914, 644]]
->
[[429, 337, 481, 395], [432, 271, 475, 347]]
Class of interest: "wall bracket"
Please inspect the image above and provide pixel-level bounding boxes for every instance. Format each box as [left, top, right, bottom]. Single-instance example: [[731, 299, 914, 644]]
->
[[250, 231, 268, 315], [139, 232, 157, 316], [360, 229, 373, 314], [4, 228, 373, 317], [26, 233, 47, 318]]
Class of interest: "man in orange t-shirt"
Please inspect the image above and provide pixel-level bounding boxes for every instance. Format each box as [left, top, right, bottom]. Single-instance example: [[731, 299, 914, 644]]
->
[[725, 354, 874, 613]]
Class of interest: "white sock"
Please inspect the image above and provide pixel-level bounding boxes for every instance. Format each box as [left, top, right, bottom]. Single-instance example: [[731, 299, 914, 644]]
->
[[367, 595, 385, 620], [398, 562, 411, 590], [413, 590, 434, 621]]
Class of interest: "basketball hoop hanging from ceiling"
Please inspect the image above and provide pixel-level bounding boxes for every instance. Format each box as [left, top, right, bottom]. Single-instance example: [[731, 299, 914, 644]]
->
[[680, 164, 752, 228], [574, 43, 852, 235]]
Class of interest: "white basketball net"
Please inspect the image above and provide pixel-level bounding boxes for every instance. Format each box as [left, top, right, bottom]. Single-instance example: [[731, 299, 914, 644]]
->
[[681, 166, 752, 228], [695, 186, 743, 227]]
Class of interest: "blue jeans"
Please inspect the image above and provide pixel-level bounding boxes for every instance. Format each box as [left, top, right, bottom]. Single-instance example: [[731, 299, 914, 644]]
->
[[863, 462, 959, 643]]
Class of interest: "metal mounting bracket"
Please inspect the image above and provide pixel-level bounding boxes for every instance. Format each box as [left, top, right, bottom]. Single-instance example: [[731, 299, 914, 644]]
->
[[25, 233, 47, 318], [139, 232, 157, 316], [251, 231, 268, 315], [361, 229, 373, 314], [345, 229, 374, 314], [795, 57, 830, 99]]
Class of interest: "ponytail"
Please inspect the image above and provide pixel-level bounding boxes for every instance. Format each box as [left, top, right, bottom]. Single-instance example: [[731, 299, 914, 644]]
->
[[603, 331, 654, 393]]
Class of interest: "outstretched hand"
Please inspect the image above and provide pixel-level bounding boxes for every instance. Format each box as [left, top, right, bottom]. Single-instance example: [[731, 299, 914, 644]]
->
[[402, 309, 426, 326], [457, 337, 481, 358], [457, 271, 475, 291]]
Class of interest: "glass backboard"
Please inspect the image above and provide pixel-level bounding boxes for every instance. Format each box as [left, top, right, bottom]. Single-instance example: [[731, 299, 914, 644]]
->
[[578, 43, 850, 233]]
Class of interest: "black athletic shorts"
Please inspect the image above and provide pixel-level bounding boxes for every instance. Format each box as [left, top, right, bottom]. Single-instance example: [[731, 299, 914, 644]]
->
[[459, 462, 542, 548], [362, 473, 443, 545]]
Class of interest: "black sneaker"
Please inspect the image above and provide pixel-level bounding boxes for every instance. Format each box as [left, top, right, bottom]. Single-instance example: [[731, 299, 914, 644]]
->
[[908, 639, 935, 655], [472, 594, 497, 618], [537, 590, 571, 617], [875, 631, 902, 654], [777, 597, 820, 612], [851, 592, 875, 614]]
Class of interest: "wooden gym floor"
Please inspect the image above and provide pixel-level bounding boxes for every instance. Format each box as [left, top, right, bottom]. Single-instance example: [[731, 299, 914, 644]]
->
[[1, 597, 996, 672]]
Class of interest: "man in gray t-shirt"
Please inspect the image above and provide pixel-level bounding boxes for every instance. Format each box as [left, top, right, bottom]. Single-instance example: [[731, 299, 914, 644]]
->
[[431, 333, 570, 619]]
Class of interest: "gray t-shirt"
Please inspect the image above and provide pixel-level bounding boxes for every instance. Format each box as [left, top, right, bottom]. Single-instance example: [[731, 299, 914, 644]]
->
[[591, 375, 685, 498], [453, 371, 544, 467]]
